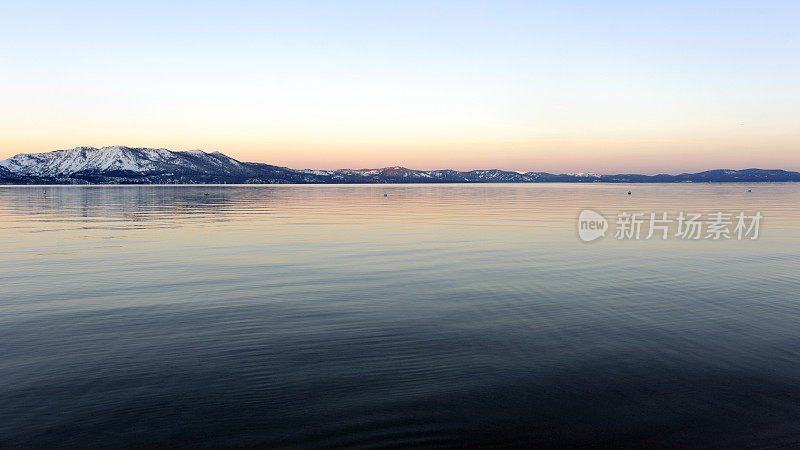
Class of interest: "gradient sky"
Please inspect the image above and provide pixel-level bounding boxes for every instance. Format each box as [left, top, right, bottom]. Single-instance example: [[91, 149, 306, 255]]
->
[[1, 1, 798, 173]]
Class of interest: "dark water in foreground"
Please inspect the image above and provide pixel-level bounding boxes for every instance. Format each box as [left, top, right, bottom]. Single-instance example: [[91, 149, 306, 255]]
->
[[2, 184, 800, 448]]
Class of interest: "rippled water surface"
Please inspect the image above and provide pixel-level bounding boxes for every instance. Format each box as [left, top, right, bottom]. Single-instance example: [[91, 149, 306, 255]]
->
[[2, 184, 800, 448]]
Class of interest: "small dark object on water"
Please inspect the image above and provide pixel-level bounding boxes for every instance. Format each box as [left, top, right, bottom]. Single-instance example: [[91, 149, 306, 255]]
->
[[628, 191, 631, 195], [748, 189, 752, 192], [384, 193, 387, 197], [204, 193, 209, 196]]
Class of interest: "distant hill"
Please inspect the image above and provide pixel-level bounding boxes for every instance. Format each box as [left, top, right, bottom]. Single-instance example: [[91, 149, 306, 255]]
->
[[2, 146, 799, 184]]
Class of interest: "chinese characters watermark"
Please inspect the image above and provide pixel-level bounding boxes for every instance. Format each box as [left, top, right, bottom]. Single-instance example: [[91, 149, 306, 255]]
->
[[578, 210, 762, 242]]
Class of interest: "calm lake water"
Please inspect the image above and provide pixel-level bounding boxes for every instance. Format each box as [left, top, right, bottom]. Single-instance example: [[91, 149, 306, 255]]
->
[[2, 183, 800, 448]]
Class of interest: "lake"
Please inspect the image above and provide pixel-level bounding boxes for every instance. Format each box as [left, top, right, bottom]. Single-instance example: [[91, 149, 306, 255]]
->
[[2, 183, 800, 448]]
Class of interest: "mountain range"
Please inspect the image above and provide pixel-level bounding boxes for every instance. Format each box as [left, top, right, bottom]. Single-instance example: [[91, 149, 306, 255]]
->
[[1, 146, 799, 184]]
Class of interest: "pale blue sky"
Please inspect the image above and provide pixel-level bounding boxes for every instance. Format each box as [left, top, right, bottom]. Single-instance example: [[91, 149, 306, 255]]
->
[[1, 1, 798, 172]]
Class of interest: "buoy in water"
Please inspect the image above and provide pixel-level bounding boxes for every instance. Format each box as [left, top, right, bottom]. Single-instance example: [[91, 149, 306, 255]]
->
[[627, 191, 631, 195], [384, 193, 387, 197]]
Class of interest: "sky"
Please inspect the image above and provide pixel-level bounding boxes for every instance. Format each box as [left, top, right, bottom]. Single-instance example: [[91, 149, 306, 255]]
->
[[0, 1, 798, 174]]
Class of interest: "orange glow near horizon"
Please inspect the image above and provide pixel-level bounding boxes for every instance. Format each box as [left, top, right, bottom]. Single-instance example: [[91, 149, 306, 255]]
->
[[2, 134, 798, 175]]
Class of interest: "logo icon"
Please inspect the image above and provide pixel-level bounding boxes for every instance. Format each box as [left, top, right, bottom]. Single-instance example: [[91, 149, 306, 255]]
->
[[578, 209, 608, 242]]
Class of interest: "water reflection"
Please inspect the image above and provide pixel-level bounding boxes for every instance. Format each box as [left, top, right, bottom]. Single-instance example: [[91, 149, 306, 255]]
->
[[1, 184, 800, 448]]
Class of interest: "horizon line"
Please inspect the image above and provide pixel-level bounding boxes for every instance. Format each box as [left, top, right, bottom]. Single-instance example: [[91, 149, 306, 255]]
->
[[1, 145, 798, 177]]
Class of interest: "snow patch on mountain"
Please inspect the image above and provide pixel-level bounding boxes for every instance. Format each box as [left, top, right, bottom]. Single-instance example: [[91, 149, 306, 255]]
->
[[2, 146, 163, 176], [0, 146, 249, 177]]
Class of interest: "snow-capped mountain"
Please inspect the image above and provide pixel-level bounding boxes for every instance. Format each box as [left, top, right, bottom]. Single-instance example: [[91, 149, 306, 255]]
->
[[0, 146, 245, 177], [0, 146, 326, 184], [1, 146, 799, 184]]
